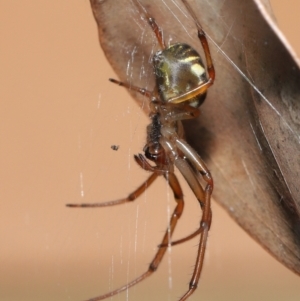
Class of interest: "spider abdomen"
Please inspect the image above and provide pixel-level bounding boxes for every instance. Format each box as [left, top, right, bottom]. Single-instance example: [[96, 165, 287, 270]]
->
[[153, 43, 207, 107]]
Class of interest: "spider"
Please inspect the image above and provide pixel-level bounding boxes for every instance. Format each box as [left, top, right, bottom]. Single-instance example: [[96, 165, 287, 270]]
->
[[67, 0, 215, 300]]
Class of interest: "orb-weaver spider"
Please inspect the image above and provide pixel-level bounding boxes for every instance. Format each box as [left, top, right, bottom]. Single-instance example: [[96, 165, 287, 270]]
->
[[67, 0, 215, 300]]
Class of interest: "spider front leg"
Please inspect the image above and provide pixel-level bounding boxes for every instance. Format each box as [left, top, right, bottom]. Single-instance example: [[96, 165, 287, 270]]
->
[[172, 156, 212, 301], [174, 142, 213, 300], [158, 137, 212, 300], [66, 155, 158, 208], [164, 139, 214, 245], [158, 146, 213, 247]]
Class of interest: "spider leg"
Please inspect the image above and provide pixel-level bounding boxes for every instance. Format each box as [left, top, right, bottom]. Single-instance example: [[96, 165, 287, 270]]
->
[[159, 204, 212, 247], [179, 185, 211, 301], [172, 141, 212, 300], [131, 0, 166, 49], [173, 157, 212, 300], [159, 135, 212, 300], [66, 172, 158, 208], [159, 197, 212, 247], [159, 226, 203, 248], [66, 154, 162, 208], [109, 78, 152, 98], [174, 140, 213, 232], [83, 171, 185, 301], [176, 139, 213, 189], [181, 0, 215, 81]]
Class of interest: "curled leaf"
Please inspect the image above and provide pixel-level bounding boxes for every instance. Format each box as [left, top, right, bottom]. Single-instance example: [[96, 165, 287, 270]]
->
[[90, 0, 300, 275]]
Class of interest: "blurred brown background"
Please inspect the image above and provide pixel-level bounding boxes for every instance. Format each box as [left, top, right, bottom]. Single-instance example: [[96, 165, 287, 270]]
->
[[1, 1, 299, 301]]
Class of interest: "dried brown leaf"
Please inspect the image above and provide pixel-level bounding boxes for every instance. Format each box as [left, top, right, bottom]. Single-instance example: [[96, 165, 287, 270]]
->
[[90, 0, 300, 275]]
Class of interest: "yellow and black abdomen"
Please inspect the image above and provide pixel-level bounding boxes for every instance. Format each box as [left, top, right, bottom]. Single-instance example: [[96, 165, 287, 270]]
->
[[153, 43, 207, 107]]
